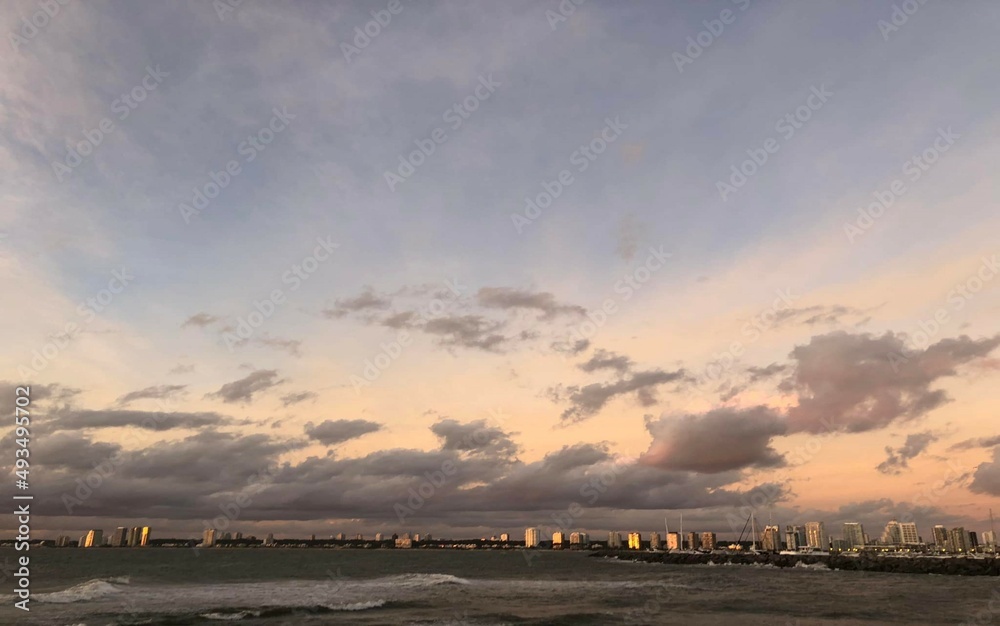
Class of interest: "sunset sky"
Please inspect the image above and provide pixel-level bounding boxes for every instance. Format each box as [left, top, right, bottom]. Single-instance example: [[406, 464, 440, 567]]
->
[[2, 0, 999, 542]]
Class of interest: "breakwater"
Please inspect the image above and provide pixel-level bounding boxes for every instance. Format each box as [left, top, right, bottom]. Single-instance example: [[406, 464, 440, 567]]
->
[[591, 549, 1000, 576]]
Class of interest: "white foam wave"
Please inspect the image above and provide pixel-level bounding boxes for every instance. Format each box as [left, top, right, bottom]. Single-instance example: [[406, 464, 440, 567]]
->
[[36, 579, 124, 603], [200, 610, 261, 620], [325, 599, 387, 611], [377, 573, 471, 587], [793, 561, 831, 571]]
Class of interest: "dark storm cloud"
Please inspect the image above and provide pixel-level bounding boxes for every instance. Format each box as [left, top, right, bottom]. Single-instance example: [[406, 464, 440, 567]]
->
[[305, 419, 382, 445], [423, 314, 507, 351], [949, 434, 1000, 451], [476, 287, 585, 320], [323, 289, 392, 318], [783, 332, 1000, 434], [641, 406, 787, 473], [0, 381, 79, 407], [555, 368, 687, 423], [181, 312, 220, 328], [430, 418, 519, 460], [205, 369, 285, 403], [280, 391, 317, 407], [876, 431, 937, 475], [969, 448, 1000, 496], [48, 409, 230, 432], [577, 349, 633, 374], [115, 384, 187, 405]]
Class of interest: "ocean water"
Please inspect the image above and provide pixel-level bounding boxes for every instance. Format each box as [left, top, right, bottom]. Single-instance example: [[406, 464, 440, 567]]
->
[[2, 548, 998, 625]]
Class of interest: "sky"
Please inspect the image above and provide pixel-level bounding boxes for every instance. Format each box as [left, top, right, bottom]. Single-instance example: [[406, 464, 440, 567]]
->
[[1, 0, 999, 543]]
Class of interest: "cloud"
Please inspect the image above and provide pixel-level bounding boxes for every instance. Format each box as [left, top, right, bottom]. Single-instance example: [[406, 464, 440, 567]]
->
[[169, 364, 195, 375], [423, 314, 507, 351], [969, 447, 1000, 496], [205, 369, 285, 404], [555, 368, 687, 423], [949, 434, 1000, 451], [771, 305, 869, 328], [115, 384, 187, 406], [47, 409, 231, 432], [641, 406, 787, 473], [615, 213, 641, 262], [181, 312, 220, 328], [876, 431, 937, 475], [476, 287, 585, 320], [783, 332, 1000, 434], [280, 391, 317, 407], [0, 381, 79, 407], [552, 338, 590, 355], [430, 418, 519, 461], [323, 289, 391, 318], [305, 419, 382, 445], [254, 335, 302, 357], [577, 349, 633, 374], [745, 363, 787, 383]]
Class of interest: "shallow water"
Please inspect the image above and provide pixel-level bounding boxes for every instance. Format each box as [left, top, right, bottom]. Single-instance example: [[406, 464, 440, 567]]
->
[[4, 548, 999, 625]]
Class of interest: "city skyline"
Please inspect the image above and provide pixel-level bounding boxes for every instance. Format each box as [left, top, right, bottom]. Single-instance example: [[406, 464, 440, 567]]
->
[[2, 1, 1000, 542]]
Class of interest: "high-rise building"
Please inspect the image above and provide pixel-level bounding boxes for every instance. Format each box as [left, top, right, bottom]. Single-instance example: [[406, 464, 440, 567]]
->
[[686, 532, 700, 550], [139, 527, 150, 546], [203, 529, 216, 547], [700, 532, 716, 550], [666, 532, 680, 550], [127, 527, 140, 547], [761, 525, 781, 552], [843, 523, 865, 549], [785, 525, 800, 550], [627, 532, 642, 550], [899, 522, 919, 545], [969, 531, 979, 551], [335, 532, 345, 540], [805, 522, 826, 550], [608, 532, 622, 548], [374, 532, 383, 542], [948, 527, 968, 553], [111, 527, 128, 547], [881, 520, 902, 545], [552, 531, 565, 546], [650, 532, 662, 550], [525, 528, 540, 548], [84, 529, 103, 548], [79, 534, 88, 548], [234, 532, 243, 541], [265, 533, 275, 546], [500, 533, 509, 542], [569, 531, 588, 546], [983, 530, 996, 549], [932, 525, 949, 550], [55, 536, 70, 547]]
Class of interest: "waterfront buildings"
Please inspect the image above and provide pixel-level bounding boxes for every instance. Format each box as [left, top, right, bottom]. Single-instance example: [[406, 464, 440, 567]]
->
[[785, 525, 801, 550], [666, 532, 680, 550], [843, 523, 865, 549], [933, 525, 949, 550], [608, 531, 621, 548], [686, 532, 700, 550], [700, 532, 717, 550], [112, 527, 128, 547], [761, 525, 781, 552], [203, 529, 216, 547], [900, 522, 919, 546], [569, 532, 588, 546], [650, 532, 662, 550], [627, 532, 642, 550], [805, 522, 827, 550], [552, 531, 564, 546], [525, 528, 540, 548], [84, 529, 103, 548], [948, 527, 969, 553]]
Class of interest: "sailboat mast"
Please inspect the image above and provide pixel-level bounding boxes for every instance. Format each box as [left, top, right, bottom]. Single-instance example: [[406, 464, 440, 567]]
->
[[680, 513, 684, 550], [991, 508, 996, 554], [751, 512, 758, 551]]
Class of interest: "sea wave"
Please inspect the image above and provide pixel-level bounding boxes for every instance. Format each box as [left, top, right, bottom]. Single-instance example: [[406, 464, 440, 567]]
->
[[325, 599, 388, 611], [377, 573, 472, 587], [36, 577, 129, 603], [793, 561, 831, 571], [200, 610, 262, 621]]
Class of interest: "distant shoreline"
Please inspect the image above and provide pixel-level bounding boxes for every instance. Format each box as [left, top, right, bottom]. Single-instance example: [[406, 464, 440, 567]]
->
[[591, 549, 1000, 576]]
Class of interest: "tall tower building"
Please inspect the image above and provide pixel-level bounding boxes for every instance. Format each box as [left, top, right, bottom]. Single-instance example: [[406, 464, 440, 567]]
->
[[139, 526, 151, 546], [552, 531, 565, 546], [666, 532, 680, 550], [785, 525, 800, 550], [948, 527, 968, 553], [627, 532, 642, 550], [761, 525, 781, 551], [525, 527, 540, 548], [608, 532, 621, 548], [84, 529, 103, 548], [650, 532, 662, 550], [842, 523, 865, 549], [881, 520, 902, 545], [899, 522, 919, 545], [805, 522, 826, 550], [203, 528, 216, 547], [700, 532, 717, 550], [686, 532, 700, 550], [111, 527, 128, 547], [265, 533, 275, 546], [932, 525, 949, 550]]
